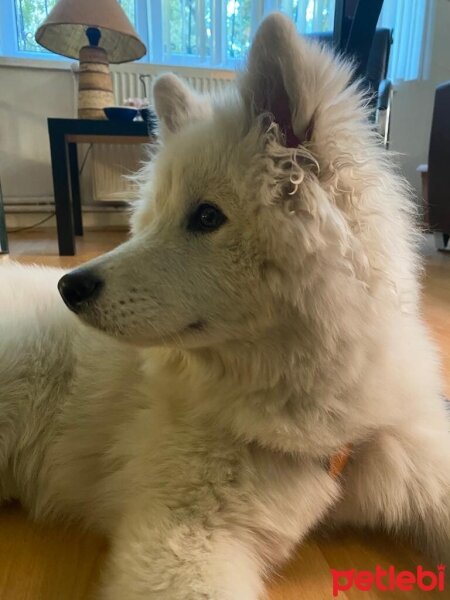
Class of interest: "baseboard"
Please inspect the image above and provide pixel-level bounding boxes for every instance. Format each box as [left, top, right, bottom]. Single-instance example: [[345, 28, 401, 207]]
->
[[5, 205, 130, 231]]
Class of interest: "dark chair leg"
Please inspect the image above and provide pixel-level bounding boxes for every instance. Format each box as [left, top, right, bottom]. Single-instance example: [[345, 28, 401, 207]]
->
[[434, 232, 449, 251], [0, 178, 8, 254]]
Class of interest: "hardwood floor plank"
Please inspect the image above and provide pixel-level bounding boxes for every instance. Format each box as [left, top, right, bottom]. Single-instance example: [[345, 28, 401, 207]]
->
[[0, 504, 107, 600], [1, 230, 449, 599], [267, 540, 350, 600]]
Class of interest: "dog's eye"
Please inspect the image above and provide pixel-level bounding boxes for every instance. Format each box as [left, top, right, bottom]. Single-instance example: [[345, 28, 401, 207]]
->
[[187, 203, 227, 233]]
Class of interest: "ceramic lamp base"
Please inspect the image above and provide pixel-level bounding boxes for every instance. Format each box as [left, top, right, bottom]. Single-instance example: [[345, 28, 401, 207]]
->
[[78, 45, 114, 119]]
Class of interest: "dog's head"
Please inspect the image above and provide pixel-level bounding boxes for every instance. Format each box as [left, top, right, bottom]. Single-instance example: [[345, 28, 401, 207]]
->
[[59, 14, 401, 348]]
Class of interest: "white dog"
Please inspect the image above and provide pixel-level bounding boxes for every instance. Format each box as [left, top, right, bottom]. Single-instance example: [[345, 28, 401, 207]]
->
[[1, 14, 449, 599]]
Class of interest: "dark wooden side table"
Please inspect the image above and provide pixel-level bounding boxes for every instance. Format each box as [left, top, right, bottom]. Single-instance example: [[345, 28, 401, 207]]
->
[[48, 118, 153, 256]]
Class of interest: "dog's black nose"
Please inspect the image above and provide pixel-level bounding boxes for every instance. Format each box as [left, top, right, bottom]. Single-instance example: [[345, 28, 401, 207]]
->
[[58, 269, 103, 312]]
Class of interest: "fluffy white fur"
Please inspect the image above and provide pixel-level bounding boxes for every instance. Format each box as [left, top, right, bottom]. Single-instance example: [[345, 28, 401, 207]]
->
[[1, 14, 449, 599]]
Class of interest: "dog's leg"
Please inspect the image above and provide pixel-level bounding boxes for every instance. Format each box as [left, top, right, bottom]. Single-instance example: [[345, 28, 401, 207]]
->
[[98, 514, 264, 600], [332, 416, 450, 562], [98, 456, 340, 600]]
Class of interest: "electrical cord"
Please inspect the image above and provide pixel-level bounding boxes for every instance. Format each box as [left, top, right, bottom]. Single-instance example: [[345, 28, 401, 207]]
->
[[9, 144, 92, 234], [79, 144, 93, 176], [1, 173, 56, 234], [9, 212, 56, 234]]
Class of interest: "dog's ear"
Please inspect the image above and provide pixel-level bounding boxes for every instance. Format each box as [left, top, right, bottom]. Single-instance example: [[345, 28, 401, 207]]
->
[[153, 74, 210, 138], [240, 13, 322, 147]]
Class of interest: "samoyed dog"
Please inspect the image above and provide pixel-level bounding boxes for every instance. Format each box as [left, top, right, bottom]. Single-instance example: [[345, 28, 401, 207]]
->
[[1, 13, 449, 599]]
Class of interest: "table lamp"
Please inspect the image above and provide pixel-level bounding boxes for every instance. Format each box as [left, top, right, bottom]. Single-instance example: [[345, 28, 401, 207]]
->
[[35, 0, 146, 119]]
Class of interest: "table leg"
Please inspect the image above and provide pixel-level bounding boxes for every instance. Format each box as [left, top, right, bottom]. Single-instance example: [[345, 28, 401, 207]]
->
[[48, 123, 75, 255], [68, 143, 83, 236]]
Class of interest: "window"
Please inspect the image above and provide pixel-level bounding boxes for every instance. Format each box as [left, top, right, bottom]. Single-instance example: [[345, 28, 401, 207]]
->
[[161, 0, 213, 63], [279, 0, 335, 34], [0, 0, 432, 81], [152, 1, 335, 66], [15, 0, 58, 53], [0, 1, 335, 65], [226, 0, 252, 60]]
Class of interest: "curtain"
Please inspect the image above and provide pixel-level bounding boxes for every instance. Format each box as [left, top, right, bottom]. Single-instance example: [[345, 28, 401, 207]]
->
[[378, 0, 435, 82]]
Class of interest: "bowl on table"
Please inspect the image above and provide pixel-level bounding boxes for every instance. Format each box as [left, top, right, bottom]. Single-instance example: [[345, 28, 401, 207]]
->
[[103, 106, 138, 121]]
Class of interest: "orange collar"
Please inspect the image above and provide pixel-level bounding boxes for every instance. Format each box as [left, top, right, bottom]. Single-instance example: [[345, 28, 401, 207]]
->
[[328, 444, 353, 478]]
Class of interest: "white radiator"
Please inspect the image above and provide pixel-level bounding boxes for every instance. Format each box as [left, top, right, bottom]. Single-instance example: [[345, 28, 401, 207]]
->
[[90, 66, 234, 203], [112, 69, 233, 104]]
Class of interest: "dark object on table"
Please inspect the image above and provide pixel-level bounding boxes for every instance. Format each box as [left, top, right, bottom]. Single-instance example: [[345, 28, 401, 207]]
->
[[104, 106, 138, 121], [428, 81, 450, 251], [139, 107, 158, 135]]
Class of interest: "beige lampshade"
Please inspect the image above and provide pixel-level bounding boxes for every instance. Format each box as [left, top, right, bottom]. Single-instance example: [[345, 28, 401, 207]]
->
[[35, 0, 146, 63]]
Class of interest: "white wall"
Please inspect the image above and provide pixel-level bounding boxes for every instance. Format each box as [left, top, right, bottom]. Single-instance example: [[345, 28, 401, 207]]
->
[[0, 60, 75, 205], [1, 0, 450, 219]]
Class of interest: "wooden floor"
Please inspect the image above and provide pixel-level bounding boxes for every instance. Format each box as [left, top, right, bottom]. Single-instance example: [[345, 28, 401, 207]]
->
[[1, 230, 449, 600]]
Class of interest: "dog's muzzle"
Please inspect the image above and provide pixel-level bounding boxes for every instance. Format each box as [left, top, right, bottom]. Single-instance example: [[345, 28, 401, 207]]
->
[[58, 269, 103, 313]]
